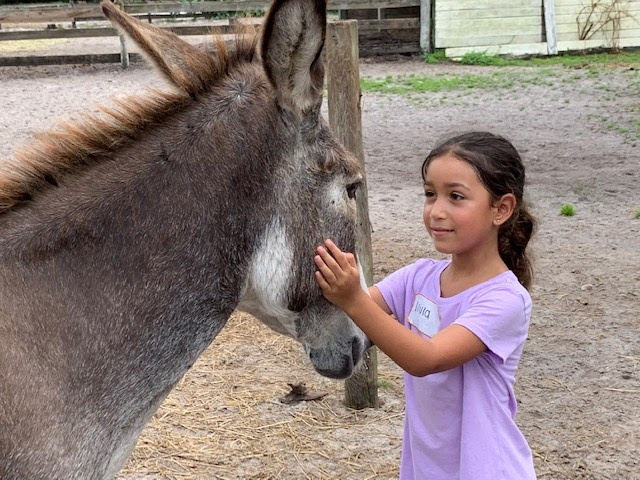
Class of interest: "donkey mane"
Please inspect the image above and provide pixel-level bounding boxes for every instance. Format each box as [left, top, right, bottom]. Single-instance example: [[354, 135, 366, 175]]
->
[[0, 31, 258, 215]]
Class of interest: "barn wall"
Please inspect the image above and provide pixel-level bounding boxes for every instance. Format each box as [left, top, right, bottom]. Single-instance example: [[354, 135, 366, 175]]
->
[[435, 0, 546, 56], [555, 0, 640, 51], [434, 0, 640, 58]]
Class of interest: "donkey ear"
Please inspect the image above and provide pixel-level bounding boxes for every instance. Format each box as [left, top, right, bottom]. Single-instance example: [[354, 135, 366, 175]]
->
[[261, 0, 326, 113], [101, 0, 214, 93]]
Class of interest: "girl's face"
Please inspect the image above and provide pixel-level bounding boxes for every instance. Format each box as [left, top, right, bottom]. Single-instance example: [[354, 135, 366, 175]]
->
[[423, 153, 501, 257]]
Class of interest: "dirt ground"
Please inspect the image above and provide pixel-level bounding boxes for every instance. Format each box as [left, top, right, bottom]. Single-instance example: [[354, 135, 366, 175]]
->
[[1, 43, 639, 479]]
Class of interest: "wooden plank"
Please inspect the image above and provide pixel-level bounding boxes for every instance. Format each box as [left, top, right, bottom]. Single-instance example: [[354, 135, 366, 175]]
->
[[555, 0, 640, 7], [329, 0, 419, 5], [557, 36, 640, 50], [126, 0, 421, 12], [0, 24, 240, 41], [435, 7, 542, 20], [0, 5, 102, 24], [357, 18, 419, 30], [436, 33, 544, 48], [437, 17, 543, 31], [0, 2, 269, 24], [555, 12, 640, 25], [122, 1, 270, 15], [556, 4, 640, 16], [555, 21, 640, 35], [0, 0, 421, 24], [437, 23, 543, 38], [555, 6, 640, 20], [0, 52, 144, 67], [0, 19, 413, 42], [556, 28, 640, 41], [360, 41, 420, 55], [0, 27, 117, 41], [0, 41, 419, 66], [436, 0, 541, 11], [328, 0, 420, 9]]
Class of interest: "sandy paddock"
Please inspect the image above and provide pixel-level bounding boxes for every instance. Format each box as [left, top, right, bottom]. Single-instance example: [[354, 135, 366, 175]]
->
[[1, 42, 639, 480]]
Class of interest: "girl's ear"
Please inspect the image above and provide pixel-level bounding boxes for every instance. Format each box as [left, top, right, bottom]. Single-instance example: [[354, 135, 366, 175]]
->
[[493, 193, 516, 226]]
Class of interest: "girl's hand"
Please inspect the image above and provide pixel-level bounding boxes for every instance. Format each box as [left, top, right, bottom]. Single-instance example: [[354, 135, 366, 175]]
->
[[314, 239, 364, 310]]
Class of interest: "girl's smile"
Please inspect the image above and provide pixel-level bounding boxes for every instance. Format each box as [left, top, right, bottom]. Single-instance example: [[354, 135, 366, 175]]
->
[[429, 226, 453, 236]]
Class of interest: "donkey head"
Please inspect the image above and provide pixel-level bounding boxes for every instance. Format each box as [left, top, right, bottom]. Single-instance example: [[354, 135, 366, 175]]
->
[[244, 0, 369, 379], [102, 0, 368, 379]]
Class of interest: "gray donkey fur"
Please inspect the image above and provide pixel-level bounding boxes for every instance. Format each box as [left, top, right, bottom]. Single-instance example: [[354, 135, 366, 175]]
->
[[0, 0, 368, 478]]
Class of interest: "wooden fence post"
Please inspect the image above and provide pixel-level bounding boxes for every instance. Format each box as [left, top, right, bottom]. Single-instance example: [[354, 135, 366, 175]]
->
[[420, 0, 432, 54], [543, 0, 558, 55], [115, 0, 129, 68], [119, 33, 130, 69], [326, 20, 379, 410]]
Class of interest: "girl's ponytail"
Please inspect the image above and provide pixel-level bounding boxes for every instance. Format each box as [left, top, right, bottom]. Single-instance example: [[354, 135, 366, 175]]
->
[[498, 202, 536, 290]]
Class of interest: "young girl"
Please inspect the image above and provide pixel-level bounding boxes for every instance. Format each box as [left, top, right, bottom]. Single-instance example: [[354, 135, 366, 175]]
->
[[314, 131, 537, 479]]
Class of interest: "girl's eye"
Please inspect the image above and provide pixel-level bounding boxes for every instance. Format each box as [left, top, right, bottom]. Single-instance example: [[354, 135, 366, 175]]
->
[[451, 192, 464, 201], [424, 191, 435, 199]]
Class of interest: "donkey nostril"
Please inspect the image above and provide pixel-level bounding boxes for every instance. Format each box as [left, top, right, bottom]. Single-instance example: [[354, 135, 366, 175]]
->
[[351, 337, 362, 365]]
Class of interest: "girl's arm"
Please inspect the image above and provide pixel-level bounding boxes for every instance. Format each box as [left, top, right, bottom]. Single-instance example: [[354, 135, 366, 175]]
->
[[314, 240, 486, 377]]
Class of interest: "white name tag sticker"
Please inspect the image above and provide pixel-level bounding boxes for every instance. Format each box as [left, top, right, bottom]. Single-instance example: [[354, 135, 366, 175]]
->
[[407, 294, 440, 337]]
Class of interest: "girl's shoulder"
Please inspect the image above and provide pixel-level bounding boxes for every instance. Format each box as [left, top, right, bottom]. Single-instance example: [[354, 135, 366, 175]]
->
[[482, 271, 530, 301], [463, 271, 532, 316]]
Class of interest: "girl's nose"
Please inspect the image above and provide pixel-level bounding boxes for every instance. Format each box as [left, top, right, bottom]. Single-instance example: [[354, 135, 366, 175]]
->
[[429, 198, 446, 219]]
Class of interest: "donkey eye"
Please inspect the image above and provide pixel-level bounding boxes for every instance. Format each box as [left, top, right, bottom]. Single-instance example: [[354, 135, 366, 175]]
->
[[346, 181, 361, 200]]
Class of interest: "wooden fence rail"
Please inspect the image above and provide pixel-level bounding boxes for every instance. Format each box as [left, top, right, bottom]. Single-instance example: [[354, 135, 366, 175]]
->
[[0, 1, 422, 66], [0, 18, 418, 42], [0, 1, 421, 23]]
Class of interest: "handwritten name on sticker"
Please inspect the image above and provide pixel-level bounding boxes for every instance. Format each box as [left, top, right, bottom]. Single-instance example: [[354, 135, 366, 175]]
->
[[408, 294, 440, 337]]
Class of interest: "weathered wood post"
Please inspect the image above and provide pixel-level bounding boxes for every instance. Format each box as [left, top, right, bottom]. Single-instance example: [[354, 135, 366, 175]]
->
[[420, 0, 433, 54], [326, 20, 379, 410], [543, 0, 558, 55], [119, 33, 130, 69], [116, 0, 129, 68]]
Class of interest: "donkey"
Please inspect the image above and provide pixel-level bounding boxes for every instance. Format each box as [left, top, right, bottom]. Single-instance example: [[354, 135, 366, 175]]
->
[[0, 0, 369, 478]]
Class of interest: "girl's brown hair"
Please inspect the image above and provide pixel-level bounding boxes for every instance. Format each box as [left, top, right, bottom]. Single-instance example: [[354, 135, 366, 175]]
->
[[422, 131, 536, 290]]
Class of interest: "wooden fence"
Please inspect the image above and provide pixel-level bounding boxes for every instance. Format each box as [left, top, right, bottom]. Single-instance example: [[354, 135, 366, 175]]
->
[[0, 1, 422, 67], [3, 0, 638, 66]]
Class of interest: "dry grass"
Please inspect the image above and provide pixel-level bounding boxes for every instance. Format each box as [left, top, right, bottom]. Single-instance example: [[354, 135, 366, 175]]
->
[[119, 313, 405, 480]]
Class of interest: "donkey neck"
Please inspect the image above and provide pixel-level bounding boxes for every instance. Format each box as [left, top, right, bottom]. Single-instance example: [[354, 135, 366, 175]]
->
[[0, 112, 283, 476]]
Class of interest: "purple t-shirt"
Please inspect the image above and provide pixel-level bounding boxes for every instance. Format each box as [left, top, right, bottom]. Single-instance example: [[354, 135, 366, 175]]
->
[[376, 259, 536, 480]]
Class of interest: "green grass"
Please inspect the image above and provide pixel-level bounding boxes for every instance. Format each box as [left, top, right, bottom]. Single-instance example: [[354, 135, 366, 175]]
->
[[422, 49, 447, 64], [560, 204, 576, 216], [358, 68, 567, 95], [360, 72, 519, 94], [377, 379, 394, 389], [634, 210, 640, 219], [423, 49, 640, 69], [459, 51, 516, 66], [361, 51, 639, 97]]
